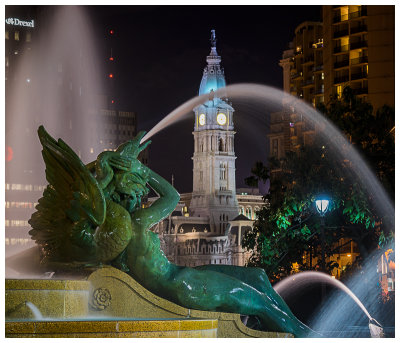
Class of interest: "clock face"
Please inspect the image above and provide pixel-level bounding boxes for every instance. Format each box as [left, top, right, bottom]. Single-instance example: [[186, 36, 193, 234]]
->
[[216, 113, 227, 125], [199, 113, 206, 126]]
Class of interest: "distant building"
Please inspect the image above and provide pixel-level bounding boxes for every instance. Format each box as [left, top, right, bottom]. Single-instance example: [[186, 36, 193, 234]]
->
[[5, 7, 44, 256], [322, 5, 395, 109], [268, 21, 323, 171], [4, 6, 144, 257], [269, 5, 394, 169]]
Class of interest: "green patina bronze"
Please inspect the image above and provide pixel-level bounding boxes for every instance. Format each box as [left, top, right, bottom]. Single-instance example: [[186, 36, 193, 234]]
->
[[29, 126, 313, 338]]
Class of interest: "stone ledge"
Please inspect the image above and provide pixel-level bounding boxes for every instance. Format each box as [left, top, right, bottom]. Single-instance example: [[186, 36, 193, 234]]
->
[[6, 319, 218, 338]]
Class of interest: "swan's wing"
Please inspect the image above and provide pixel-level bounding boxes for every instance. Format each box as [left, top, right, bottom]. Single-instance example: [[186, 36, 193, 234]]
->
[[28, 126, 106, 263]]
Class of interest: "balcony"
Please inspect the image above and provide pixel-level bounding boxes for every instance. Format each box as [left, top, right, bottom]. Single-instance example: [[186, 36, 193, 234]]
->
[[334, 75, 349, 84], [333, 44, 350, 54], [350, 40, 368, 50], [350, 56, 368, 65], [350, 25, 368, 35], [334, 59, 350, 69], [351, 71, 368, 80], [333, 13, 348, 24], [349, 7, 367, 20], [352, 87, 368, 95], [313, 64, 323, 72], [302, 79, 314, 88], [333, 28, 349, 39], [303, 55, 314, 64], [291, 72, 303, 80]]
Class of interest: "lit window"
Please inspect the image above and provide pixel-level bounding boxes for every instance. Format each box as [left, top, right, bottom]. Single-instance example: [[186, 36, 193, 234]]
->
[[246, 207, 252, 219], [6, 31, 9, 39], [14, 31, 19, 40], [336, 85, 342, 98], [321, 72, 325, 80], [26, 32, 31, 42]]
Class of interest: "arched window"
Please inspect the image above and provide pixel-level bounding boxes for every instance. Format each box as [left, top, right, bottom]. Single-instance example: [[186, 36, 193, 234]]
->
[[240, 206, 245, 215]]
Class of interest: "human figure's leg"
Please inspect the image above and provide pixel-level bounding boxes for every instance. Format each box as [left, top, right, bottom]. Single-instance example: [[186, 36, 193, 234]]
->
[[194, 264, 293, 319], [171, 267, 312, 338], [194, 264, 271, 293]]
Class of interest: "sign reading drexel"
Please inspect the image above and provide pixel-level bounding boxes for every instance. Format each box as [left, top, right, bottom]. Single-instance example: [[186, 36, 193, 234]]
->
[[6, 18, 35, 28]]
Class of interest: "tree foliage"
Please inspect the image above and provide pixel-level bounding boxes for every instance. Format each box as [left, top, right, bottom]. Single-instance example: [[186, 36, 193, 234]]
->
[[243, 87, 394, 280]]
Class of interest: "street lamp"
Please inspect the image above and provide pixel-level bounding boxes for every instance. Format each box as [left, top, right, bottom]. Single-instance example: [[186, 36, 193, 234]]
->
[[315, 195, 330, 299]]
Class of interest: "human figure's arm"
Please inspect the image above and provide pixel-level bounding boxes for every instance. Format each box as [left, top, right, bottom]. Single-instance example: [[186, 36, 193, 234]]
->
[[88, 151, 133, 190], [131, 166, 180, 230]]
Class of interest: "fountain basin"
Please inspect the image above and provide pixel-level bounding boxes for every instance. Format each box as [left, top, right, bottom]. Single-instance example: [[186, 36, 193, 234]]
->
[[5, 266, 292, 338], [6, 279, 90, 319]]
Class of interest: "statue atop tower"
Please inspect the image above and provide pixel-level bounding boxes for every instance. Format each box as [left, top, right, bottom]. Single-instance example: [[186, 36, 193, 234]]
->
[[210, 29, 217, 48]]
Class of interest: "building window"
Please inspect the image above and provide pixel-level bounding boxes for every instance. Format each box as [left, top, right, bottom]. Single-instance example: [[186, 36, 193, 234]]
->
[[240, 206, 245, 215], [219, 138, 224, 152], [14, 31, 20, 41], [26, 32, 31, 42], [246, 207, 252, 219], [272, 139, 278, 157], [336, 85, 343, 98], [6, 30, 9, 39]]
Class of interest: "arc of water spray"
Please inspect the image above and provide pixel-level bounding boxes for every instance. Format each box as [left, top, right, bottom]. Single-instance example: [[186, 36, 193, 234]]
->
[[273, 271, 372, 321], [273, 271, 384, 337], [141, 83, 394, 223]]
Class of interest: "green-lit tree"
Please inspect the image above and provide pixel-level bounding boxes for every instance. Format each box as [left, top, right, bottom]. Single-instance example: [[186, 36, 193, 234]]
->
[[243, 88, 394, 281]]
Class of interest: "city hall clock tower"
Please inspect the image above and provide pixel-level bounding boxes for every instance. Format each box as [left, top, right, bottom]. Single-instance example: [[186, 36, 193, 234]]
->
[[189, 30, 239, 234]]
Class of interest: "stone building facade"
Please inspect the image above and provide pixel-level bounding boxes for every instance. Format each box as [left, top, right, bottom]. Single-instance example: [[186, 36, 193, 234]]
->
[[150, 31, 265, 267]]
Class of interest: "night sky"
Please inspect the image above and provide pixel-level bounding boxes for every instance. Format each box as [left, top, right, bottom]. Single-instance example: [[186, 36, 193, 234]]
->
[[42, 5, 324, 193]]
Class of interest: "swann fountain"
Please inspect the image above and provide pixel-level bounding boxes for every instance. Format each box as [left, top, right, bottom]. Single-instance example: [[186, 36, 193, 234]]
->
[[6, 84, 392, 337]]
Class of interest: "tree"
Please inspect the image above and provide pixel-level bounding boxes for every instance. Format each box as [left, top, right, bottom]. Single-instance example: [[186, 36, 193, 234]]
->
[[243, 88, 394, 280], [318, 87, 395, 200]]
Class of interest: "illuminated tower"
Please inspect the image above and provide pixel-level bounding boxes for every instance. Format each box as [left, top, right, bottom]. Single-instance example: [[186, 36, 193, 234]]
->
[[189, 30, 239, 235]]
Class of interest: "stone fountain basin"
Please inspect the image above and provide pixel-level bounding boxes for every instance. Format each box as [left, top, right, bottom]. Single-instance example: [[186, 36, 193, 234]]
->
[[5, 266, 292, 338]]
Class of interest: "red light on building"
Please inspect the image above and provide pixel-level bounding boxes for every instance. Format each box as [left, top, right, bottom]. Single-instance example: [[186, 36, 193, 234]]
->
[[109, 57, 114, 61], [111, 100, 115, 104], [109, 29, 115, 35], [6, 146, 13, 162], [109, 73, 114, 78]]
